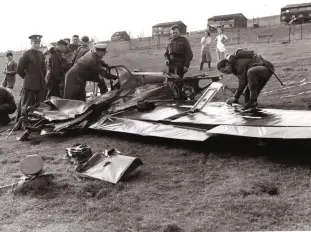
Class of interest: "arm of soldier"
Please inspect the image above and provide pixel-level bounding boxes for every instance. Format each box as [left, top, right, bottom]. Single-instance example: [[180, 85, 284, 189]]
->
[[184, 38, 193, 68], [17, 53, 29, 78], [234, 71, 248, 100], [0, 92, 16, 114]]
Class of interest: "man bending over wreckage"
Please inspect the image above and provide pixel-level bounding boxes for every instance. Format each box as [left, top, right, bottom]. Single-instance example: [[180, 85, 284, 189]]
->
[[64, 43, 118, 101], [217, 48, 274, 109], [0, 87, 17, 126]]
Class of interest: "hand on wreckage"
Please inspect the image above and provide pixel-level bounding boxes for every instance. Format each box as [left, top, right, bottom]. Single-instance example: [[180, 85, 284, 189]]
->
[[226, 97, 239, 105]]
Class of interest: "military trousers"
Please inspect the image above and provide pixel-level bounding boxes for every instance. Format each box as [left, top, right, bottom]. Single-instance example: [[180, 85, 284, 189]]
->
[[168, 65, 185, 78], [244, 66, 272, 103], [46, 78, 61, 99], [15, 88, 46, 123], [64, 69, 86, 101]]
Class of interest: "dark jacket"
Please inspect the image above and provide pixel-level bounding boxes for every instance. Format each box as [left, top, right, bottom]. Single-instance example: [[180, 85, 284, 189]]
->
[[46, 48, 67, 81], [164, 36, 193, 68], [4, 60, 17, 77], [228, 49, 274, 99], [68, 44, 80, 53], [0, 87, 16, 125], [72, 44, 90, 65], [69, 50, 110, 82], [17, 49, 46, 91]]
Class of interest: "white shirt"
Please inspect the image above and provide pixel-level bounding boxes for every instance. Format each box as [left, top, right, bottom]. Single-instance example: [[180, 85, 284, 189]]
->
[[215, 34, 228, 52]]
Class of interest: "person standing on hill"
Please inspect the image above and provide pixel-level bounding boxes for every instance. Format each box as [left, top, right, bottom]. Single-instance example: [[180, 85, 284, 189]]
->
[[214, 26, 228, 61], [2, 52, 17, 93], [199, 30, 212, 71], [164, 24, 193, 78], [15, 34, 46, 128]]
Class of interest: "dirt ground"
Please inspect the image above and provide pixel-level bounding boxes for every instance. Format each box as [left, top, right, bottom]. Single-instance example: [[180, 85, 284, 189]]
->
[[1, 36, 311, 231]]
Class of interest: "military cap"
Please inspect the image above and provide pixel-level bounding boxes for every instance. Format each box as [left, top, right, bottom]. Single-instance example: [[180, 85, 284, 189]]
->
[[94, 43, 108, 51], [63, 38, 70, 42], [28, 34, 42, 41], [57, 39, 68, 46], [217, 59, 228, 70], [6, 52, 13, 57], [72, 35, 79, 38], [81, 36, 89, 43]]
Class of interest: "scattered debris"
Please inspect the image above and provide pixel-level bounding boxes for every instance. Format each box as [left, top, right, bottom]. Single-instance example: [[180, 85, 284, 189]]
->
[[72, 147, 143, 184]]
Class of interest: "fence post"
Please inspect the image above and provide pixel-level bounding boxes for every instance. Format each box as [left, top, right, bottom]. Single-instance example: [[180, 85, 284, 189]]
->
[[301, 21, 303, 40]]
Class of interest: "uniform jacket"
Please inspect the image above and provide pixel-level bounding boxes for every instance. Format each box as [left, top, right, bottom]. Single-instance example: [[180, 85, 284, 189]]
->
[[0, 87, 16, 125], [17, 49, 46, 91], [228, 49, 274, 99], [68, 44, 80, 53], [72, 44, 90, 65], [70, 50, 110, 82], [46, 49, 67, 82], [4, 60, 17, 78], [164, 36, 193, 68]]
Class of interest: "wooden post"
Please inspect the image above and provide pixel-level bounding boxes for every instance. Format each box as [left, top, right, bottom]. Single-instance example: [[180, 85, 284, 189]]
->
[[301, 21, 303, 40], [288, 25, 291, 43]]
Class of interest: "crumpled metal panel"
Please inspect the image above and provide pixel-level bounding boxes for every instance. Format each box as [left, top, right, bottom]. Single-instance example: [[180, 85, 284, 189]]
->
[[35, 90, 121, 122], [172, 102, 311, 127], [207, 125, 311, 139], [112, 104, 190, 122], [89, 117, 210, 141], [78, 153, 143, 184]]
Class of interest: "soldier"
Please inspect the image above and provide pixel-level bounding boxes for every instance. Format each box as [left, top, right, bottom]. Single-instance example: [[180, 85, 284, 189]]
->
[[45, 40, 68, 99], [2, 52, 18, 93], [217, 48, 274, 109], [15, 34, 46, 126], [72, 36, 90, 65], [164, 25, 193, 78], [64, 43, 118, 101], [0, 86, 17, 126], [68, 35, 80, 53]]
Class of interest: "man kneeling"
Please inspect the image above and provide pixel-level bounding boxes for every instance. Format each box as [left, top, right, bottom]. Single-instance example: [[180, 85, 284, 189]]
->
[[0, 87, 17, 126], [217, 48, 274, 109], [64, 43, 117, 101]]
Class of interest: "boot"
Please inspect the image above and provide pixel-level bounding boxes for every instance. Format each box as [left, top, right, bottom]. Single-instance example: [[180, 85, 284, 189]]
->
[[244, 89, 258, 109], [199, 62, 204, 71]]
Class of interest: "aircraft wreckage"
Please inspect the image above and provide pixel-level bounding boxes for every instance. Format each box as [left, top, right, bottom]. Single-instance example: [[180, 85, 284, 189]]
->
[[13, 65, 311, 142]]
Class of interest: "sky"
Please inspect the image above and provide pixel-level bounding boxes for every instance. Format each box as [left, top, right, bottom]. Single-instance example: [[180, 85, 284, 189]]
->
[[0, 0, 308, 52]]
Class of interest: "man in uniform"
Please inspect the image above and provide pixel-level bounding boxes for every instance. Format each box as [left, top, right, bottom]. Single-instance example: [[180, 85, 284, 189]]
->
[[0, 86, 17, 126], [64, 43, 118, 101], [2, 52, 18, 93], [72, 36, 90, 65], [217, 48, 274, 109], [68, 35, 80, 53], [45, 40, 68, 98], [16, 34, 46, 125], [164, 25, 193, 78]]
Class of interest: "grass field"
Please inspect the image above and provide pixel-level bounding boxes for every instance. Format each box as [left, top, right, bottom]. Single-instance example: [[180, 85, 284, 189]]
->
[[1, 23, 311, 231]]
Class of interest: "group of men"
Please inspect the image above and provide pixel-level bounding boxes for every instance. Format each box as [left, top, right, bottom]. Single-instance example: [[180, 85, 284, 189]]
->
[[0, 25, 276, 127], [164, 24, 275, 110], [0, 34, 118, 128]]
